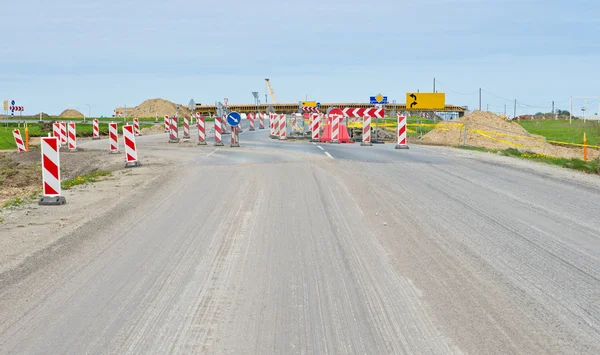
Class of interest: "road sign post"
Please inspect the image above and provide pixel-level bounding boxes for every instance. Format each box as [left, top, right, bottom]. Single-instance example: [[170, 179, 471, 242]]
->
[[227, 112, 241, 147]]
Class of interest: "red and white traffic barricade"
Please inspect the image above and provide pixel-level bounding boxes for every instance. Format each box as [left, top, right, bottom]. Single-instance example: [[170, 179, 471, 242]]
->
[[248, 113, 256, 131], [67, 122, 78, 152], [231, 125, 240, 147], [183, 116, 190, 139], [214, 115, 224, 146], [164, 115, 170, 132], [196, 113, 207, 145], [330, 113, 341, 144], [221, 114, 228, 134], [12, 129, 26, 152], [123, 125, 141, 167], [60, 122, 67, 145], [269, 113, 275, 137], [133, 117, 141, 136], [258, 112, 265, 129], [310, 113, 320, 142], [169, 116, 179, 143], [361, 115, 372, 146], [395, 114, 409, 149], [109, 122, 120, 153], [52, 123, 62, 147], [92, 119, 100, 140], [279, 114, 287, 140], [39, 136, 66, 205]]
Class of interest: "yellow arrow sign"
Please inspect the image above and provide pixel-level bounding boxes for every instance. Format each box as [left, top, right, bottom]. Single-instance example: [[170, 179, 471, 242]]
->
[[406, 93, 445, 110], [301, 101, 317, 107]]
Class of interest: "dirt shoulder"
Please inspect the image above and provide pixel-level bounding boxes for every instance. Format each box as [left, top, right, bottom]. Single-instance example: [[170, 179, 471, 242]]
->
[[0, 146, 173, 288]]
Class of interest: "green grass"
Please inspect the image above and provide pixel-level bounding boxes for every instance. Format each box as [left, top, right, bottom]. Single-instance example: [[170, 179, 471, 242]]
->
[[2, 197, 26, 208], [62, 171, 112, 190], [459, 146, 600, 174], [516, 119, 600, 146]]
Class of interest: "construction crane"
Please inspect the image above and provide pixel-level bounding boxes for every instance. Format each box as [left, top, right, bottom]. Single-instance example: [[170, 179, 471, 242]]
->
[[265, 78, 278, 104]]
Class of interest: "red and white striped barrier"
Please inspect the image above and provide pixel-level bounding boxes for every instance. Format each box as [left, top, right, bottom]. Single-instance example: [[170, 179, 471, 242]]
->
[[259, 112, 265, 129], [68, 122, 78, 152], [311, 113, 320, 142], [395, 114, 409, 150], [123, 125, 141, 167], [269, 113, 275, 137], [231, 126, 240, 147], [39, 137, 66, 205], [164, 115, 170, 132], [52, 123, 62, 147], [92, 119, 100, 140], [133, 118, 141, 136], [9, 106, 24, 111], [12, 129, 26, 152], [330, 114, 341, 144], [183, 116, 190, 139], [214, 115, 224, 146], [248, 113, 256, 131], [60, 122, 67, 145], [361, 116, 372, 146], [169, 116, 179, 143], [196, 113, 206, 145], [279, 114, 287, 140], [109, 122, 120, 153], [222, 114, 228, 134]]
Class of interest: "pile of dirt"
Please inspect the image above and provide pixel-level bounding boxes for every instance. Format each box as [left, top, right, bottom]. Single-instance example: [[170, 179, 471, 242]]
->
[[422, 110, 600, 160], [128, 98, 192, 118], [58, 109, 84, 119]]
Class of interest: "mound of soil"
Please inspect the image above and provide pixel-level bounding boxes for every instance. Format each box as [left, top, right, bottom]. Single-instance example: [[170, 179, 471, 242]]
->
[[59, 109, 84, 119], [128, 98, 192, 118]]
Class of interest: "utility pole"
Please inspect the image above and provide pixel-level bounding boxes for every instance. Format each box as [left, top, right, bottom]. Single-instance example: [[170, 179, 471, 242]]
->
[[552, 100, 554, 114], [504, 104, 507, 117], [479, 88, 482, 111], [433, 78, 436, 93], [513, 99, 517, 119], [570, 96, 572, 124]]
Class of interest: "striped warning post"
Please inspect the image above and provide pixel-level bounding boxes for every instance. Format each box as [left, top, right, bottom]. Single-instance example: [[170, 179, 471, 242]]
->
[[60, 122, 67, 145], [39, 137, 66, 205], [12, 129, 26, 152], [109, 122, 120, 153], [248, 113, 255, 131], [269, 113, 275, 138], [231, 126, 240, 147], [133, 118, 141, 136], [92, 119, 100, 140], [214, 115, 224, 146], [52, 123, 61, 147], [330, 114, 341, 144], [361, 116, 372, 146], [123, 125, 141, 167], [164, 115, 170, 132], [67, 122, 78, 152], [169, 116, 179, 143], [279, 114, 287, 140], [196, 113, 207, 145], [259, 112, 265, 129], [311, 113, 320, 142], [395, 114, 409, 150], [183, 116, 190, 139], [222, 114, 228, 134]]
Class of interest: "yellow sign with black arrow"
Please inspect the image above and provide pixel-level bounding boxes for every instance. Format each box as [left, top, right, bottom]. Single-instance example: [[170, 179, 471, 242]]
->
[[406, 92, 445, 110]]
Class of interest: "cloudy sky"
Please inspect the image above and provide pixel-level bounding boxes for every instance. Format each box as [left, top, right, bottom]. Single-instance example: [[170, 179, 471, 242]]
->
[[1, 0, 598, 116]]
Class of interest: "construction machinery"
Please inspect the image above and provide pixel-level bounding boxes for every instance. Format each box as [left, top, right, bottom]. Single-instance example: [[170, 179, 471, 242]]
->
[[265, 78, 278, 104]]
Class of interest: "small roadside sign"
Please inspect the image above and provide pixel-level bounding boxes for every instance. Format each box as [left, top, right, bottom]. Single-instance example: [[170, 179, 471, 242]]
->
[[188, 99, 195, 111], [227, 111, 241, 126], [3, 100, 7, 111], [406, 92, 445, 110], [370, 94, 388, 105], [301, 101, 317, 107]]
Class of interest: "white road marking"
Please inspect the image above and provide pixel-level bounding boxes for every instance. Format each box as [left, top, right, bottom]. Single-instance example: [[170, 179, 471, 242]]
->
[[325, 152, 334, 159], [206, 148, 219, 157], [317, 146, 325, 151]]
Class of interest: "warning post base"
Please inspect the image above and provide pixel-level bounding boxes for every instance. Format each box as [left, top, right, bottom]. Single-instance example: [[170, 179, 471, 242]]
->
[[39, 196, 67, 206]]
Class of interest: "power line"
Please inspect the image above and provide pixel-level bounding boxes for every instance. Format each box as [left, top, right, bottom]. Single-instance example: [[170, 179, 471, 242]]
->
[[433, 79, 479, 95]]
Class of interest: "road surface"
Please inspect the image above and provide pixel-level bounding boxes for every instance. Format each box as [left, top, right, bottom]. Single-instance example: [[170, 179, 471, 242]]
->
[[1, 124, 599, 354]]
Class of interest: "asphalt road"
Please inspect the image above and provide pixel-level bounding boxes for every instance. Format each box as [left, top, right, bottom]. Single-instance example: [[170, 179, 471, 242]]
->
[[1, 124, 600, 354]]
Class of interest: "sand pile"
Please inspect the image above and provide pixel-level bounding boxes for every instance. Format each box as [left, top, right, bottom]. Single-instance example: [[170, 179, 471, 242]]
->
[[128, 98, 192, 118], [422, 110, 600, 160], [59, 109, 84, 118], [140, 124, 167, 135]]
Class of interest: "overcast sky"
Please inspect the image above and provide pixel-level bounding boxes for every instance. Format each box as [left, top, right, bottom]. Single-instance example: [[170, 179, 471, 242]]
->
[[1, 0, 598, 116]]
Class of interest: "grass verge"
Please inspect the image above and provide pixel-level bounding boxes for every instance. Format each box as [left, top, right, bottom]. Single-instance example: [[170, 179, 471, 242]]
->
[[2, 197, 26, 209], [62, 171, 112, 190], [459, 146, 600, 174], [517, 119, 600, 146]]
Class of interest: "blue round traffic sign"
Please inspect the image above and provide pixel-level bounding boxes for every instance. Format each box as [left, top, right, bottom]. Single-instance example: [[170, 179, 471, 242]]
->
[[227, 111, 242, 127], [11, 100, 15, 105], [316, 102, 321, 108]]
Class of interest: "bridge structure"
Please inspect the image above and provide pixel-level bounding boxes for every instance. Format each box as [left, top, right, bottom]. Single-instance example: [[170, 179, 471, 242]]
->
[[194, 102, 467, 116]]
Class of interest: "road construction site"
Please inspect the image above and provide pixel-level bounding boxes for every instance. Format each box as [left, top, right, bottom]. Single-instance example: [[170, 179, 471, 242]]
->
[[1, 118, 600, 354]]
